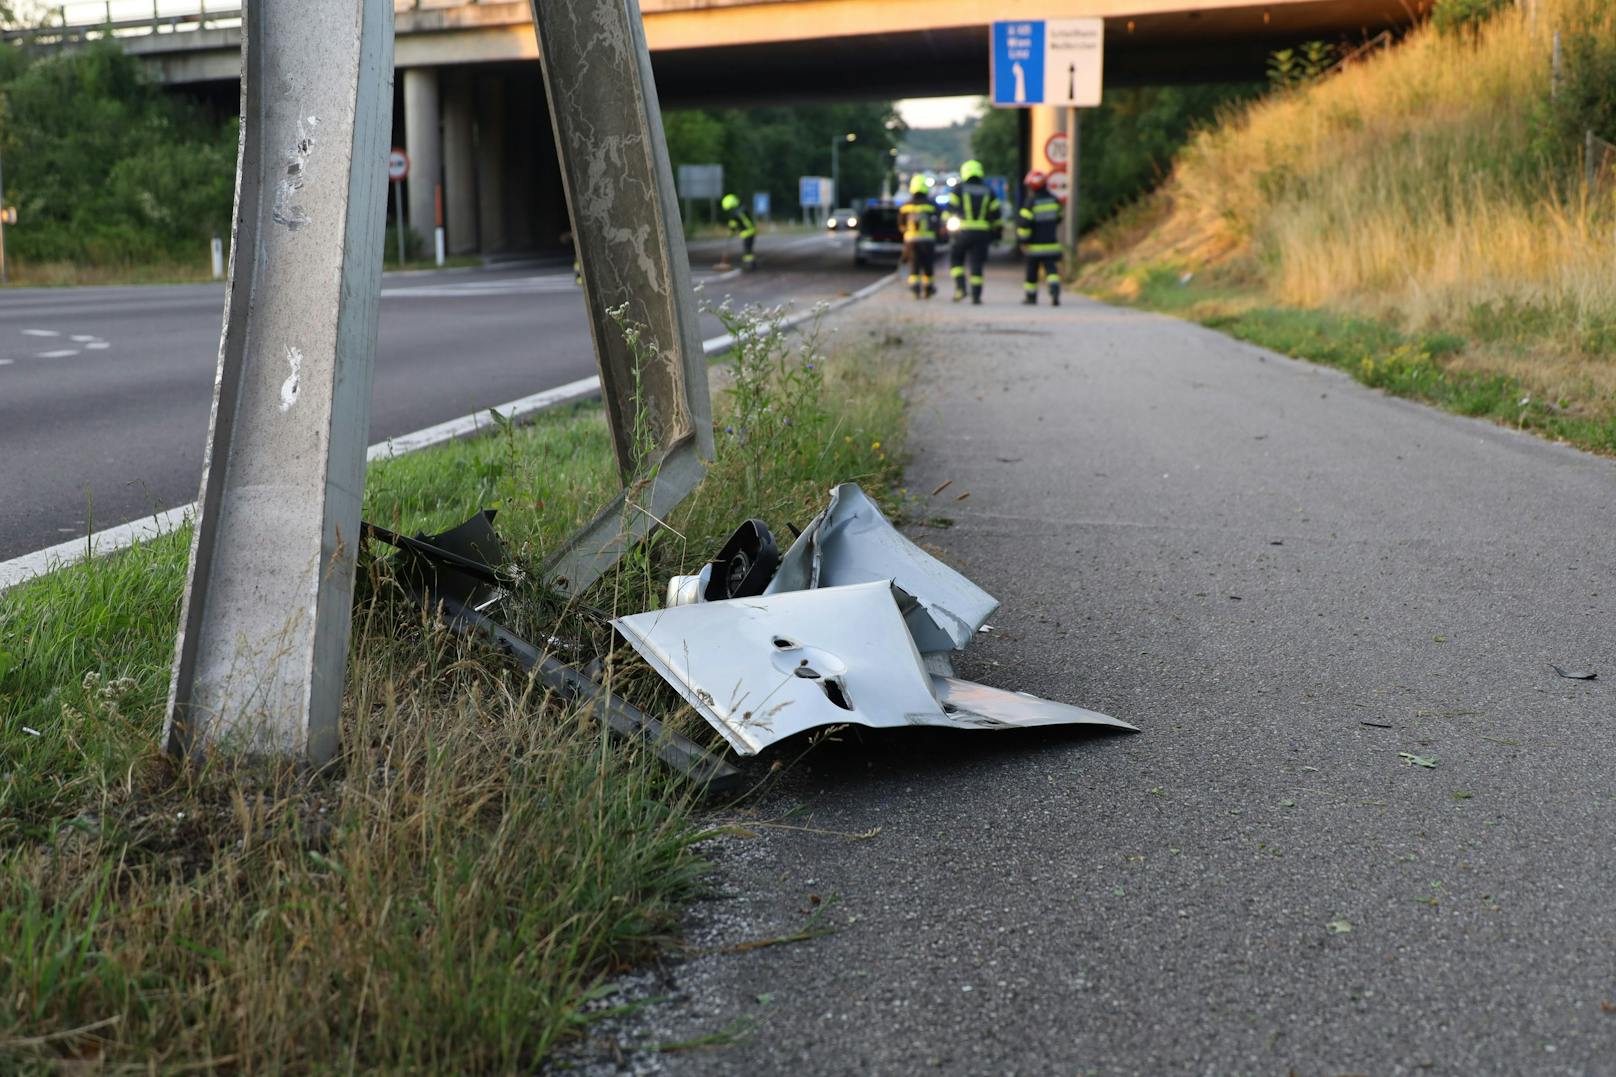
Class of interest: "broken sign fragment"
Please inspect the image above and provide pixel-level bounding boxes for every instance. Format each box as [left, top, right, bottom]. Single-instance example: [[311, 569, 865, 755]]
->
[[617, 482, 1135, 755], [931, 677, 1135, 733], [764, 482, 997, 652], [617, 581, 1134, 755]]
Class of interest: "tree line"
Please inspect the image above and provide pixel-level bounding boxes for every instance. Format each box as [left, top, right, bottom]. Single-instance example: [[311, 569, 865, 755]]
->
[[0, 42, 237, 267], [663, 102, 904, 219]]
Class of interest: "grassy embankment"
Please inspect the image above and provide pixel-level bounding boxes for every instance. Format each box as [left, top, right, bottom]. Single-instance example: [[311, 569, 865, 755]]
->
[[0, 303, 908, 1071], [1081, 0, 1616, 455]]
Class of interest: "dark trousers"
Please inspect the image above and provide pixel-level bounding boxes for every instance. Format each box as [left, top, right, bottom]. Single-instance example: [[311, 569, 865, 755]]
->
[[741, 233, 755, 269], [905, 239, 936, 296], [1024, 253, 1061, 301], [949, 231, 992, 299]]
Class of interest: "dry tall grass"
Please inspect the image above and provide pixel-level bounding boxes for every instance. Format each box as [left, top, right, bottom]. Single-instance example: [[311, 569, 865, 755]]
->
[[1096, 0, 1616, 406]]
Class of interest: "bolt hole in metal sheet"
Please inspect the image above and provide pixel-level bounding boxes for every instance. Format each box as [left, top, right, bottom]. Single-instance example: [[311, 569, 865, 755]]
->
[[619, 483, 1137, 757]]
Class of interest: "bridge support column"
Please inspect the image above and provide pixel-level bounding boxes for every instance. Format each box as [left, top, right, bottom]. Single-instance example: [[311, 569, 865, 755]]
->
[[443, 69, 478, 255], [403, 66, 441, 252], [476, 73, 508, 255], [1028, 105, 1063, 179]]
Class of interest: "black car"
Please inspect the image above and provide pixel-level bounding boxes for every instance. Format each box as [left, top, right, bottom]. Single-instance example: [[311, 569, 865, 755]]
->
[[853, 205, 903, 266]]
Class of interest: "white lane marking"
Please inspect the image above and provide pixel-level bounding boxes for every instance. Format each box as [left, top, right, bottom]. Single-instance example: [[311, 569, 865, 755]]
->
[[70, 335, 96, 342], [22, 329, 60, 337], [0, 359, 12, 366], [84, 341, 110, 350], [0, 272, 898, 592], [381, 273, 580, 299], [36, 349, 80, 359]]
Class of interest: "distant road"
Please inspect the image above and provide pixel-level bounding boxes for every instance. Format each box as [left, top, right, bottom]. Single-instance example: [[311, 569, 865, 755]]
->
[[0, 231, 877, 560]]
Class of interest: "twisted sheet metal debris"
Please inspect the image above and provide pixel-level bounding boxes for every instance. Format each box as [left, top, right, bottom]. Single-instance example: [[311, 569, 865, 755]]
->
[[615, 483, 1136, 755], [366, 512, 741, 791]]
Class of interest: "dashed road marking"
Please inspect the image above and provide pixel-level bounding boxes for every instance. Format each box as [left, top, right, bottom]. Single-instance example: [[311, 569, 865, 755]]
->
[[36, 349, 79, 359], [22, 329, 60, 337]]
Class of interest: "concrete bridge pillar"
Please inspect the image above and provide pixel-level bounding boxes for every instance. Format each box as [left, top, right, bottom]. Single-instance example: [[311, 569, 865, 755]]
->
[[1028, 105, 1064, 184], [402, 66, 441, 252], [476, 73, 507, 255], [442, 69, 479, 255]]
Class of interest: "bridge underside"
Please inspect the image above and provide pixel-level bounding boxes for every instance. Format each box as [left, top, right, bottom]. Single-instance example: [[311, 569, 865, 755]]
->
[[76, 0, 1417, 254], [651, 0, 1415, 105]]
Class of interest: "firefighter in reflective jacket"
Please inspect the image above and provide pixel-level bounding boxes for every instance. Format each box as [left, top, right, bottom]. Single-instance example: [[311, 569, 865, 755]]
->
[[946, 159, 1000, 305], [899, 174, 940, 299], [1017, 171, 1063, 306], [722, 193, 757, 271]]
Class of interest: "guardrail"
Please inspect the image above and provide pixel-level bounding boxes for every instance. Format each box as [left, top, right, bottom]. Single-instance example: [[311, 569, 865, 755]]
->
[[10, 1, 491, 42]]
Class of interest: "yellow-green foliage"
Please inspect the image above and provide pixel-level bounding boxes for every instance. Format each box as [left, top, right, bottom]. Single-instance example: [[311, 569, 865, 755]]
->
[[1111, 3, 1616, 323], [1095, 0, 1616, 413]]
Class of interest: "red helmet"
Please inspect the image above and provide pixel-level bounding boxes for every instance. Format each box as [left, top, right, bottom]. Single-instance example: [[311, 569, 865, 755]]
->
[[1023, 170, 1048, 190]]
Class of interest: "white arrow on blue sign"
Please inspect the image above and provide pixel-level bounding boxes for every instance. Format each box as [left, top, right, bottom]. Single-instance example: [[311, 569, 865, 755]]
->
[[992, 19, 1103, 109], [992, 21, 1045, 106]]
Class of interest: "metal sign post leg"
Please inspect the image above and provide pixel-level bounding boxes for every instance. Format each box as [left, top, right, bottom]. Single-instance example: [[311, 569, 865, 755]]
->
[[165, 0, 394, 764], [528, 0, 715, 595]]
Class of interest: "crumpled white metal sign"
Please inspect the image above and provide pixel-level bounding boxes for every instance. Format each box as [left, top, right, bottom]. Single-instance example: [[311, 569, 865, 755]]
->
[[615, 483, 1136, 755]]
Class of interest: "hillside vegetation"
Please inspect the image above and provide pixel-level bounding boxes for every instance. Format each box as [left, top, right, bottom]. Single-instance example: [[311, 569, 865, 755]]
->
[[1086, 0, 1616, 437]]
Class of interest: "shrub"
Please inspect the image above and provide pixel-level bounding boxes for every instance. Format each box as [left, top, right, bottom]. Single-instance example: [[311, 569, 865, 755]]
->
[[1433, 0, 1510, 38]]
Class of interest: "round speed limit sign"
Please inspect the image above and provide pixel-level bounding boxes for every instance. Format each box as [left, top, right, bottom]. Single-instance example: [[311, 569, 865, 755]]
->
[[1046, 165, 1070, 205], [1043, 131, 1069, 169], [387, 148, 409, 182]]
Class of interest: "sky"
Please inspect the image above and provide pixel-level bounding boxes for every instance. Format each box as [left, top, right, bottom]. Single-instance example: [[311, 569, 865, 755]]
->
[[896, 96, 983, 130]]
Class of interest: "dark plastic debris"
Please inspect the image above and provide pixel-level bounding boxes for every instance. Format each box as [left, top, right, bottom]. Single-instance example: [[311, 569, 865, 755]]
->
[[703, 518, 780, 601], [1552, 665, 1598, 681]]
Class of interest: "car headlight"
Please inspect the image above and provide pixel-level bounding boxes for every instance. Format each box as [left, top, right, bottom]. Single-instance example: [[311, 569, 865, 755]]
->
[[848, 217, 858, 228], [946, 217, 961, 232]]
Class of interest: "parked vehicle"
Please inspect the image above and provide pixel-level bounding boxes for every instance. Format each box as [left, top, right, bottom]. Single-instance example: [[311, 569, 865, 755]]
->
[[853, 203, 903, 266], [826, 207, 859, 231]]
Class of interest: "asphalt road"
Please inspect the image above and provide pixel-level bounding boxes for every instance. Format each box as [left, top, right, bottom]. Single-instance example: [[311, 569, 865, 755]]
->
[[595, 267, 1616, 1074], [0, 231, 880, 560]]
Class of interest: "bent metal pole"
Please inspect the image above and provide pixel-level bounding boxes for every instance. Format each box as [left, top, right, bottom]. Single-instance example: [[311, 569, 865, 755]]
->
[[165, 0, 393, 764], [528, 0, 715, 596]]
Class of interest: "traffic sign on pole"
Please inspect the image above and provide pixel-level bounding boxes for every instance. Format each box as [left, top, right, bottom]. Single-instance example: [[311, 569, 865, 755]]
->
[[1043, 131, 1068, 170], [991, 18, 1103, 108], [387, 147, 409, 181], [1046, 164, 1070, 205]]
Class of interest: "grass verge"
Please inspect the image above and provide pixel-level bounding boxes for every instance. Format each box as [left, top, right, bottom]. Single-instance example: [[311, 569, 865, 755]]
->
[[1077, 0, 1616, 452], [1087, 263, 1616, 456], [0, 302, 909, 1071], [5, 255, 484, 288]]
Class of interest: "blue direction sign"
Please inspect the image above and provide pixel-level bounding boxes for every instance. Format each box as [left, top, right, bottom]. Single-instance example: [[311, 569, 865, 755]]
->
[[992, 21, 1045, 106], [753, 191, 771, 218], [799, 176, 822, 208]]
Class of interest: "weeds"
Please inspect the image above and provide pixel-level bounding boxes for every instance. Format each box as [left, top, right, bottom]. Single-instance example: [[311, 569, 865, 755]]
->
[[0, 301, 910, 1071], [1083, 0, 1616, 393]]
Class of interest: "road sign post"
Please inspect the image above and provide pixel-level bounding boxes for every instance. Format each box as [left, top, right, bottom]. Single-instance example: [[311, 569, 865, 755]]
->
[[1064, 109, 1081, 269], [528, 0, 715, 594], [388, 147, 409, 265], [165, 0, 394, 764]]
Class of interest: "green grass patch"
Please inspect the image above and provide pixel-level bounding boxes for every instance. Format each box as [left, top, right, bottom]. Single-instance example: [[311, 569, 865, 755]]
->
[[0, 304, 909, 1071], [1090, 262, 1616, 456]]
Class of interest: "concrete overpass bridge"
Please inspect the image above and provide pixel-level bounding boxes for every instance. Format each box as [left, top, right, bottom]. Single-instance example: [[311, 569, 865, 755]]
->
[[22, 0, 1420, 255]]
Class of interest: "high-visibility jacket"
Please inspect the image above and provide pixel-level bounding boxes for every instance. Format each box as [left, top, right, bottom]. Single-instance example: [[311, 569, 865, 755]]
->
[[899, 193, 939, 241], [1017, 191, 1063, 255], [726, 206, 755, 239], [946, 179, 1001, 233]]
